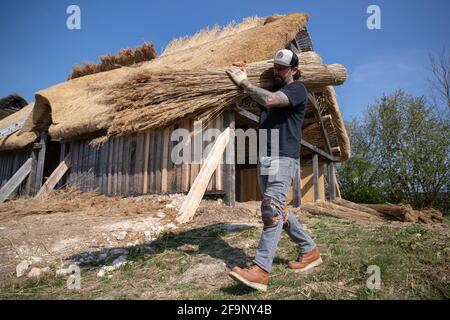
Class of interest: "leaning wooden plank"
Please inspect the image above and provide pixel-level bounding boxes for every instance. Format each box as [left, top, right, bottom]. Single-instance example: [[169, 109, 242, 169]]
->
[[0, 158, 33, 203], [176, 127, 231, 224], [36, 153, 72, 198]]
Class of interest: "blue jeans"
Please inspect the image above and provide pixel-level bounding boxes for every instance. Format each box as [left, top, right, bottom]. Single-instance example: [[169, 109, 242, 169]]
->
[[253, 156, 316, 272]]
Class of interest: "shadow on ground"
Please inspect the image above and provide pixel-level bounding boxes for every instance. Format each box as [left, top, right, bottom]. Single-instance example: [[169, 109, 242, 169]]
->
[[67, 223, 263, 270]]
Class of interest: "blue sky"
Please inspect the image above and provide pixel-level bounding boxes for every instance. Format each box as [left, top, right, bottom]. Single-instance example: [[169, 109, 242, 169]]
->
[[0, 0, 448, 121]]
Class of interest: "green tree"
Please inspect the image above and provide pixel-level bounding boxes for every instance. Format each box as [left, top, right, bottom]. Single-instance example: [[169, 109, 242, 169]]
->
[[338, 90, 450, 212]]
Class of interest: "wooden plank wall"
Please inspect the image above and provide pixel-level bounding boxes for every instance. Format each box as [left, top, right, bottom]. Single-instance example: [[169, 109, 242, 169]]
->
[[0, 148, 33, 197], [67, 114, 226, 196]]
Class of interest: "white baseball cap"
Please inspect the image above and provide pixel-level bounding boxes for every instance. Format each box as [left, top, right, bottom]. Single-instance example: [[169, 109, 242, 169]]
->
[[272, 49, 299, 67]]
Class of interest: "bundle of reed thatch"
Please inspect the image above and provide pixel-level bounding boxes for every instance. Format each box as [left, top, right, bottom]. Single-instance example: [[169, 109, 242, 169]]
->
[[100, 60, 347, 137]]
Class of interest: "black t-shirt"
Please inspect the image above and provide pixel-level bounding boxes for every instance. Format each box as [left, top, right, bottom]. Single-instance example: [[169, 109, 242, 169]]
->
[[259, 81, 307, 159]]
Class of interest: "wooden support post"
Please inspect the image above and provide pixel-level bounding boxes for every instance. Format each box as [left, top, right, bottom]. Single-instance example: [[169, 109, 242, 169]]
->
[[34, 133, 47, 192], [0, 158, 33, 203], [177, 127, 232, 224], [223, 111, 236, 207], [312, 153, 320, 202], [292, 160, 302, 207], [25, 149, 37, 196], [328, 163, 336, 201]]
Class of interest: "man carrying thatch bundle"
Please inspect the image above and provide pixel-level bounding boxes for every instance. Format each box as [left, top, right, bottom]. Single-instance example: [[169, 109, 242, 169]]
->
[[226, 49, 322, 292]]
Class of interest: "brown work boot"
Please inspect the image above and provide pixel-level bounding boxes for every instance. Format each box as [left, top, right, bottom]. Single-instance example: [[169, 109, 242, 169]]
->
[[229, 264, 269, 292], [288, 247, 323, 273]]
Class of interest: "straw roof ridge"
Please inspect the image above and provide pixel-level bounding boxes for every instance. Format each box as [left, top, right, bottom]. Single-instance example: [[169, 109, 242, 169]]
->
[[162, 16, 265, 56], [67, 42, 157, 80]]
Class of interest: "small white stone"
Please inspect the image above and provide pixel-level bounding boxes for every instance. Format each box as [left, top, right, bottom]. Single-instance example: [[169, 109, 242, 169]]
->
[[217, 198, 223, 205], [165, 223, 177, 230], [97, 269, 106, 277], [144, 231, 152, 242], [30, 256, 43, 263], [104, 266, 115, 272], [112, 255, 127, 268], [56, 268, 69, 276], [27, 267, 43, 278], [157, 211, 166, 218], [116, 231, 127, 241], [16, 260, 31, 278], [165, 204, 175, 209]]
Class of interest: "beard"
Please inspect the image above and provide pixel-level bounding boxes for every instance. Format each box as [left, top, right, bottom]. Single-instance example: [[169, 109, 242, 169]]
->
[[273, 76, 286, 89]]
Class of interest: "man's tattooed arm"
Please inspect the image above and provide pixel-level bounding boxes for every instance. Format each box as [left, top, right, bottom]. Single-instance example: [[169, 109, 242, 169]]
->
[[241, 79, 290, 108]]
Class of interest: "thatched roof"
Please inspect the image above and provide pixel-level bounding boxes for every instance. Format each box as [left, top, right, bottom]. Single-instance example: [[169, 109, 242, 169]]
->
[[0, 103, 37, 152], [0, 93, 28, 120], [0, 12, 350, 160]]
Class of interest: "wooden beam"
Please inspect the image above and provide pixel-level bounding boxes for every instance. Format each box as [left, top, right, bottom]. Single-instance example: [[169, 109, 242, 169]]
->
[[308, 94, 332, 155], [328, 163, 336, 201], [34, 133, 47, 192], [176, 127, 231, 224], [0, 158, 33, 203], [238, 108, 260, 123], [301, 139, 339, 162], [25, 150, 37, 196], [331, 146, 341, 154], [36, 153, 72, 198], [336, 179, 342, 198], [312, 153, 320, 202]]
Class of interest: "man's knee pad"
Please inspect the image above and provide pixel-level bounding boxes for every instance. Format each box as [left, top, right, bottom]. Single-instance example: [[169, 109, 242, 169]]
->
[[261, 198, 278, 228]]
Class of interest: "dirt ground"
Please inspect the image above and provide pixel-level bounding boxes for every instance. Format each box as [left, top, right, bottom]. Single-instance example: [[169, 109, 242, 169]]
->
[[0, 189, 259, 283]]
